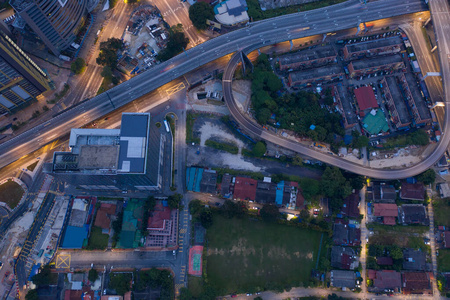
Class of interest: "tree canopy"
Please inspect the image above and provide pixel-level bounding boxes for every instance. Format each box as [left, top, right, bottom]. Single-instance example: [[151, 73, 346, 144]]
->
[[158, 24, 189, 61], [252, 141, 266, 157], [321, 167, 352, 211], [260, 203, 279, 222], [189, 2, 214, 30], [221, 200, 247, 218], [31, 265, 52, 286], [168, 193, 183, 209], [96, 38, 124, 68], [416, 169, 436, 185], [88, 268, 99, 282], [250, 54, 344, 145], [71, 57, 86, 75], [200, 207, 213, 228]]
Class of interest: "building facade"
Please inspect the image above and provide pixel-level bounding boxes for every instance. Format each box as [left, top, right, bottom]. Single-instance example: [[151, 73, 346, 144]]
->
[[11, 0, 87, 55], [0, 31, 50, 115]]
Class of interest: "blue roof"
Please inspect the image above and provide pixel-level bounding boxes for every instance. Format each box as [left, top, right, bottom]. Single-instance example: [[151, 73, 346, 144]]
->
[[62, 226, 88, 249], [276, 181, 284, 206], [28, 263, 41, 281]]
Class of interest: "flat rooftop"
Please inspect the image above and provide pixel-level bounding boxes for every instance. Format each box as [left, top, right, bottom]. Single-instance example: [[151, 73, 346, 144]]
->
[[385, 76, 410, 125], [346, 36, 402, 53], [404, 73, 431, 121], [78, 145, 119, 169], [279, 45, 336, 65], [118, 113, 150, 173], [334, 84, 357, 125], [351, 55, 403, 70], [290, 64, 342, 82], [69, 129, 120, 154]]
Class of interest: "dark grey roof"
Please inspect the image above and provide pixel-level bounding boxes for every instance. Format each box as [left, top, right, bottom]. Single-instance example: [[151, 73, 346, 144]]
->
[[399, 204, 428, 225], [120, 113, 149, 137], [403, 249, 429, 271], [331, 270, 356, 288], [331, 246, 356, 270], [118, 113, 150, 174], [200, 170, 217, 194]]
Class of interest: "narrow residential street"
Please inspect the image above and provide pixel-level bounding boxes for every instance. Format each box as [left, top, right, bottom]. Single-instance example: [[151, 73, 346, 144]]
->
[[426, 186, 440, 299], [359, 187, 368, 298]]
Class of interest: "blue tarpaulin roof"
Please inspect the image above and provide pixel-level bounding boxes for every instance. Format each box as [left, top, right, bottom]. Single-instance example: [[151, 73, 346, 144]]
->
[[61, 226, 88, 249], [276, 181, 284, 206], [28, 263, 41, 281]]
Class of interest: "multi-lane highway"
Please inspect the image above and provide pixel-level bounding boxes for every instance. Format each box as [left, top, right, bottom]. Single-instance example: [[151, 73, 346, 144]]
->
[[0, 0, 429, 177]]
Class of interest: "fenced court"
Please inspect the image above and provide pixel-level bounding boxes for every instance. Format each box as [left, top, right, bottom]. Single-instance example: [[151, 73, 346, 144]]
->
[[189, 245, 203, 276]]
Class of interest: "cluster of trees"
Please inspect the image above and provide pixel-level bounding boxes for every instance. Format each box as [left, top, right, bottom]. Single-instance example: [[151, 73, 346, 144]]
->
[[30, 265, 52, 287], [135, 268, 174, 300], [189, 2, 214, 30], [416, 169, 436, 185], [367, 244, 403, 271], [168, 193, 183, 210], [142, 196, 157, 236], [250, 54, 344, 144], [111, 210, 124, 245], [96, 38, 124, 85], [70, 57, 86, 75], [320, 167, 364, 211], [158, 24, 189, 61], [88, 268, 99, 282], [109, 272, 132, 295], [189, 199, 213, 228]]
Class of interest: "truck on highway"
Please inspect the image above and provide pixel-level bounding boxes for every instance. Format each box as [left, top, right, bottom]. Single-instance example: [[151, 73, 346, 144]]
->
[[163, 120, 170, 133]]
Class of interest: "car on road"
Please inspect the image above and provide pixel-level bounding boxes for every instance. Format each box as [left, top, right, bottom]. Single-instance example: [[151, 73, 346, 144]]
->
[[231, 294, 237, 298]]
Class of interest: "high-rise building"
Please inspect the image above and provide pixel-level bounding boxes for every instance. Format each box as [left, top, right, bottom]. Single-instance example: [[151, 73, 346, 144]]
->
[[51, 113, 168, 192], [0, 31, 51, 115], [10, 0, 87, 55]]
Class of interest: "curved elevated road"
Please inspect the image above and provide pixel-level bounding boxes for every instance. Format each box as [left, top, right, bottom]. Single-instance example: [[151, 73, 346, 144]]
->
[[223, 0, 450, 179], [0, 0, 428, 175]]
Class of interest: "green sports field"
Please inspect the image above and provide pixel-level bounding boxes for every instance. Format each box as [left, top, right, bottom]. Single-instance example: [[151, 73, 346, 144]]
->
[[206, 215, 322, 294]]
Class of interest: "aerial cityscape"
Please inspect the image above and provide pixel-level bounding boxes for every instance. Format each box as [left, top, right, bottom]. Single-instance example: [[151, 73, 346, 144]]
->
[[0, 0, 449, 299]]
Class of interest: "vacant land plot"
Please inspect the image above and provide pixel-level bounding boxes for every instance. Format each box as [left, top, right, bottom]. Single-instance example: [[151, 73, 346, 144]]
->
[[369, 224, 428, 250], [433, 197, 450, 227], [0, 180, 24, 209], [206, 215, 322, 294], [87, 226, 109, 250], [188, 275, 204, 298], [438, 249, 450, 272]]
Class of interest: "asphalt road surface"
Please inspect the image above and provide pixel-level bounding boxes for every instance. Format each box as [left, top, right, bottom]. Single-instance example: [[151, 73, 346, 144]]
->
[[0, 0, 428, 178]]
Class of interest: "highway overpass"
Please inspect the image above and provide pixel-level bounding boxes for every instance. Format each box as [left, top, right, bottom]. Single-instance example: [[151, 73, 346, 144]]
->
[[0, 0, 429, 178]]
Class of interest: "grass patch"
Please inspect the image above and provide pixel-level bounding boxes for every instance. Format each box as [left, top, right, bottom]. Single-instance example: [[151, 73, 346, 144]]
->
[[97, 76, 113, 95], [421, 26, 432, 50], [369, 223, 429, 234], [369, 223, 428, 249], [188, 275, 204, 298], [247, 0, 346, 21], [0, 180, 24, 209], [206, 215, 322, 294], [207, 99, 224, 106], [186, 112, 200, 144], [433, 196, 450, 227], [27, 161, 39, 172], [47, 83, 70, 104], [438, 249, 450, 272], [380, 130, 429, 149], [205, 139, 239, 154], [86, 226, 109, 250], [213, 167, 264, 183]]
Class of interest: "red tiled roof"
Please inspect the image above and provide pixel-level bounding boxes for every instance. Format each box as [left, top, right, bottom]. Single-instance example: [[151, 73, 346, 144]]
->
[[400, 182, 425, 201], [444, 231, 450, 248], [65, 290, 95, 300], [402, 272, 431, 293], [342, 191, 360, 218], [233, 177, 257, 201], [383, 216, 396, 225], [376, 257, 393, 265], [147, 203, 172, 230], [368, 269, 376, 280], [373, 270, 401, 290], [374, 203, 398, 217], [94, 210, 111, 230], [100, 203, 116, 215], [354, 86, 378, 111]]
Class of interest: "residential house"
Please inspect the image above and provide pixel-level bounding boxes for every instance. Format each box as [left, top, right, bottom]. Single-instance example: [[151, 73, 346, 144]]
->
[[94, 203, 116, 234], [333, 221, 361, 246], [400, 182, 425, 201], [331, 270, 356, 289], [403, 249, 429, 271], [401, 272, 431, 294], [233, 176, 257, 201], [373, 203, 398, 225], [376, 257, 394, 266], [255, 180, 277, 204], [341, 191, 360, 218], [398, 204, 428, 225], [370, 182, 397, 203], [331, 246, 358, 270], [200, 169, 217, 194], [444, 231, 450, 248], [368, 270, 402, 293], [220, 173, 232, 197]]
